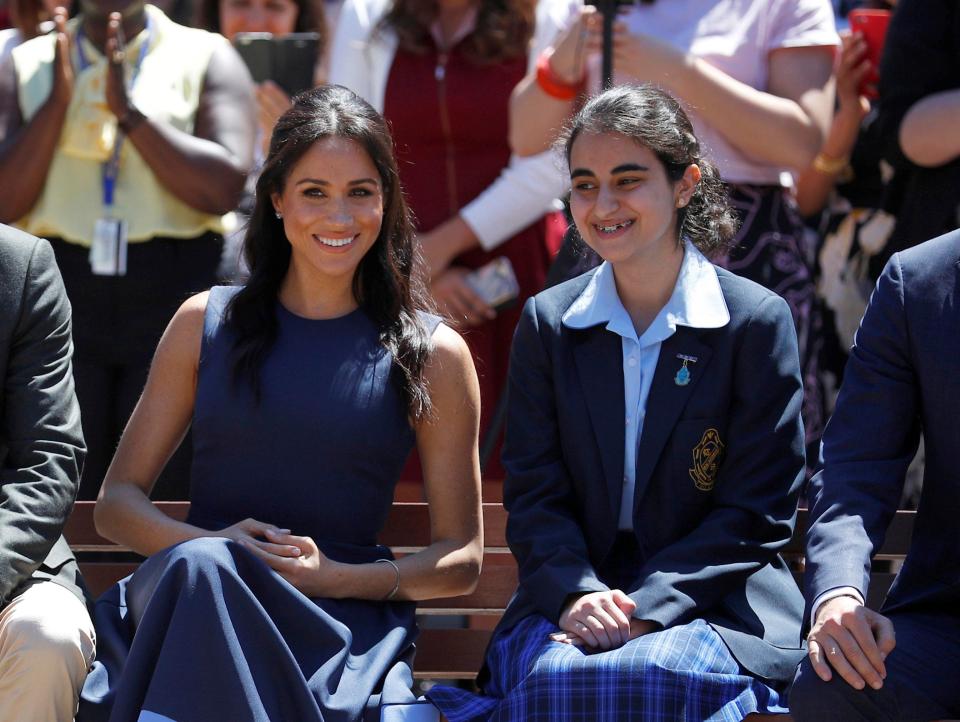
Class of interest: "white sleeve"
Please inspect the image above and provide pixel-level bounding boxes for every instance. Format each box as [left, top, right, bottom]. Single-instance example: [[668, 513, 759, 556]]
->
[[327, 0, 375, 103], [460, 152, 569, 251], [458, 0, 581, 251], [810, 586, 866, 627]]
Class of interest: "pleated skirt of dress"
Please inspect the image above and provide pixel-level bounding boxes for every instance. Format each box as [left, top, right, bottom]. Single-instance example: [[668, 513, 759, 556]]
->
[[77, 537, 419, 722]]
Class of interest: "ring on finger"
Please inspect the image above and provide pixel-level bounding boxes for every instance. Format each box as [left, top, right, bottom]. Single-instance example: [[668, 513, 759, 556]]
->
[[829, 646, 838, 656]]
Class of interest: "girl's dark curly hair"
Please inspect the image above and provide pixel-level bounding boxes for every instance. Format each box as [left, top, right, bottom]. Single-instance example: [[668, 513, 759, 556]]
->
[[226, 84, 434, 420], [378, 0, 534, 65], [560, 84, 739, 257]]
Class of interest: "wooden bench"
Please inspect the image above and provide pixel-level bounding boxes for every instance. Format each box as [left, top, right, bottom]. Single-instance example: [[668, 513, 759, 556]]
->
[[64, 501, 916, 682]]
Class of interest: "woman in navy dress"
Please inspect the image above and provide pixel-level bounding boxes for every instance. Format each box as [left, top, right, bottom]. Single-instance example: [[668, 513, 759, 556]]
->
[[428, 85, 807, 720], [80, 84, 483, 722]]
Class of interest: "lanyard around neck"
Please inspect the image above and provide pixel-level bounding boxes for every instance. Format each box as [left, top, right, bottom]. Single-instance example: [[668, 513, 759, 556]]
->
[[75, 16, 153, 210]]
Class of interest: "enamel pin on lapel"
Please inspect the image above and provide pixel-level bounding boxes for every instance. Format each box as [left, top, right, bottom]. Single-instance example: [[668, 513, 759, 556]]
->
[[674, 354, 698, 386]]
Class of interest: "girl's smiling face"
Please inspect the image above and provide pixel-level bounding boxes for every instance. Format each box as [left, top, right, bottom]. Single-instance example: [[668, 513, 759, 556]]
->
[[568, 131, 699, 271]]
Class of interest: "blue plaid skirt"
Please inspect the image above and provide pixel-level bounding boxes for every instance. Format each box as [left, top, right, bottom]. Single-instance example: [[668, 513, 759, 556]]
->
[[427, 615, 789, 722]]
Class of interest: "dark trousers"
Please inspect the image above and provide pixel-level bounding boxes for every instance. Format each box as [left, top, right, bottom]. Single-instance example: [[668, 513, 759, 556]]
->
[[790, 609, 960, 721], [50, 233, 222, 500]]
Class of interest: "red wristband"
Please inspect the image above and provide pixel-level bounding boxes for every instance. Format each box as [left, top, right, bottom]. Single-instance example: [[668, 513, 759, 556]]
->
[[535, 50, 584, 101]]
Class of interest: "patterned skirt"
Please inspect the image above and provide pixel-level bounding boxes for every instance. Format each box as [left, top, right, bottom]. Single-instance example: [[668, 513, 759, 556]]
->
[[718, 184, 825, 470], [427, 616, 789, 722]]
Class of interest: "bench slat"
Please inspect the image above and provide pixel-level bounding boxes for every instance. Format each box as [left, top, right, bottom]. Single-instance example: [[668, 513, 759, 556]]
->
[[67, 501, 915, 683], [413, 629, 491, 679], [65, 502, 509, 551]]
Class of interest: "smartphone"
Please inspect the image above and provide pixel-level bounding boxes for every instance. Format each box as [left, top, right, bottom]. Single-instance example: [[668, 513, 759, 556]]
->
[[848, 9, 891, 100], [234, 32, 319, 97], [465, 257, 520, 310]]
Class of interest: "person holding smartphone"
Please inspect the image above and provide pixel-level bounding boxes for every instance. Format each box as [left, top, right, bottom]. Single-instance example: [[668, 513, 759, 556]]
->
[[329, 0, 573, 476], [872, 0, 960, 272], [197, 0, 327, 155]]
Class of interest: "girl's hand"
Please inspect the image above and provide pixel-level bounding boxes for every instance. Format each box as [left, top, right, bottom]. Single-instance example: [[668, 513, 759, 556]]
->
[[239, 529, 342, 597], [556, 589, 636, 650], [836, 31, 872, 120]]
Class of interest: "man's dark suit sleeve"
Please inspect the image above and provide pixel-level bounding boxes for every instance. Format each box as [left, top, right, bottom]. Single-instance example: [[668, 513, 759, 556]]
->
[[0, 239, 85, 605], [804, 254, 918, 605], [503, 297, 608, 623], [628, 295, 806, 628]]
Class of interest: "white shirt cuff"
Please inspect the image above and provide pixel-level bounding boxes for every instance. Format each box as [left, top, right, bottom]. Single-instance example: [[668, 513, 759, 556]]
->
[[810, 586, 865, 627]]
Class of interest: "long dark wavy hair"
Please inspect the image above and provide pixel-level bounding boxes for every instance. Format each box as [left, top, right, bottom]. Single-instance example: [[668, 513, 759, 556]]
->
[[226, 84, 434, 420], [378, 0, 533, 65], [560, 84, 739, 257]]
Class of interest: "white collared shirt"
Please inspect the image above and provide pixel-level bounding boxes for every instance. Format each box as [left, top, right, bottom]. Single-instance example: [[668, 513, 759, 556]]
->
[[562, 242, 730, 530]]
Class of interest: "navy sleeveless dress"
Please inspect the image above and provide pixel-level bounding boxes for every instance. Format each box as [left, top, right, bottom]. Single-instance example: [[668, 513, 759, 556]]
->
[[79, 287, 441, 722]]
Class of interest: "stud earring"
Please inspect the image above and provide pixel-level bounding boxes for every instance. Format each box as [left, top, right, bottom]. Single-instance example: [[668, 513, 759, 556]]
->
[[275, 211, 282, 219]]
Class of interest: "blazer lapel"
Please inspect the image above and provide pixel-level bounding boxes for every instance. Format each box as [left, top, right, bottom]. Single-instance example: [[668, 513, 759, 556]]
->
[[632, 329, 712, 513], [573, 326, 625, 522]]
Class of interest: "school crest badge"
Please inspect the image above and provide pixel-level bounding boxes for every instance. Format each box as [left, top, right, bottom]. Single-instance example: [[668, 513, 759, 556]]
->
[[689, 428, 724, 491]]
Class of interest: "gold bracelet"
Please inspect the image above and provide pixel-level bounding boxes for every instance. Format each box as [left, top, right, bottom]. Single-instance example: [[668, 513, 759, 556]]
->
[[375, 558, 400, 600], [812, 152, 849, 175]]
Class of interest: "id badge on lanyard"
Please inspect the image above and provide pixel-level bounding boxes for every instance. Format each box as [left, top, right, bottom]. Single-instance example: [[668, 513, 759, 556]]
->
[[81, 18, 150, 276], [91, 150, 128, 275]]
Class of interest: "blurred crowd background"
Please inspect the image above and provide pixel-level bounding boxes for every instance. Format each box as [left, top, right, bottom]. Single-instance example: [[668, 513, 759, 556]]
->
[[1, 0, 954, 507]]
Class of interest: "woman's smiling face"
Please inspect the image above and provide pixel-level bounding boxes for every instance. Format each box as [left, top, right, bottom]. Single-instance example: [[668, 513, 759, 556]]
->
[[568, 131, 697, 271], [272, 136, 384, 286]]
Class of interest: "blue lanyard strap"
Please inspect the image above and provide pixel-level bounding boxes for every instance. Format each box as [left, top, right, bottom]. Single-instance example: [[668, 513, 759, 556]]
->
[[75, 17, 153, 209]]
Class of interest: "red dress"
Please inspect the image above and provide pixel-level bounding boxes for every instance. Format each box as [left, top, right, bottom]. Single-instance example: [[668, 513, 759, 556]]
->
[[384, 40, 561, 481]]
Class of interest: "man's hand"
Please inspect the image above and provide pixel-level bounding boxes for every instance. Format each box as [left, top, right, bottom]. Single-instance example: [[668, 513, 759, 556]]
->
[[807, 595, 896, 690]]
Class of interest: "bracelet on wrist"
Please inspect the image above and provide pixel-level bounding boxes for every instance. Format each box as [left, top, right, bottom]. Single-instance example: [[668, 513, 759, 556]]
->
[[375, 558, 400, 600], [812, 151, 849, 175], [535, 48, 584, 101], [118, 107, 146, 134]]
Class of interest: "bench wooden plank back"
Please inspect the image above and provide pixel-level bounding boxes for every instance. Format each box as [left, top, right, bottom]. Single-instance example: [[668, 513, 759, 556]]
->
[[64, 502, 915, 680]]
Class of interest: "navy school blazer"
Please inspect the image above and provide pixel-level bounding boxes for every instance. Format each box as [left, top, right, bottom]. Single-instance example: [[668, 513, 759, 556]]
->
[[495, 265, 808, 684], [805, 229, 960, 623]]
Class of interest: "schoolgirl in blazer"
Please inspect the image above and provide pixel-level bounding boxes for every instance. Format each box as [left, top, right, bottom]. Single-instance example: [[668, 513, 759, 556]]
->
[[428, 85, 808, 721]]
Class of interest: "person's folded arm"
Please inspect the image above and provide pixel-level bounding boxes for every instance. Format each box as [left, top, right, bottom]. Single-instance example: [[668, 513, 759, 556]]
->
[[0, 24, 71, 223], [457, 150, 569, 253], [877, 0, 960, 170], [503, 297, 608, 623], [0, 239, 85, 604], [119, 40, 254, 216], [627, 294, 805, 627]]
